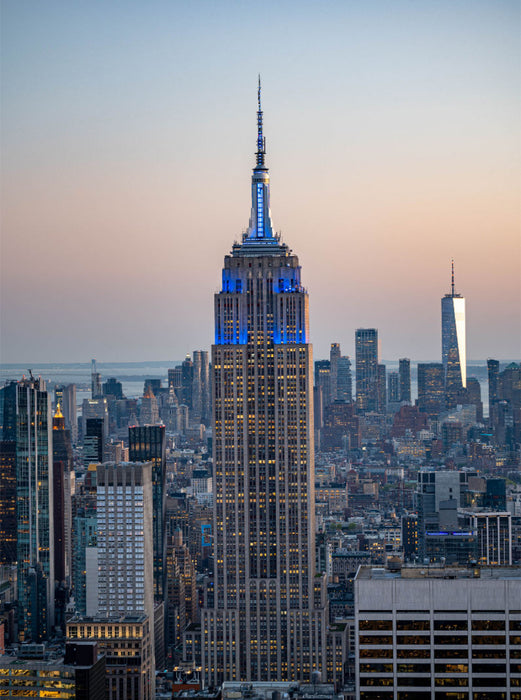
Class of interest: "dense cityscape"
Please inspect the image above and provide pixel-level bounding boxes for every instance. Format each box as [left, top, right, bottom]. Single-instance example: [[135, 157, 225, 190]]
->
[[0, 77, 520, 700]]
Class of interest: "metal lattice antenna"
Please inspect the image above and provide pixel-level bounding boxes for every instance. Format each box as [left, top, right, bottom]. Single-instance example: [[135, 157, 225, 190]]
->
[[256, 75, 265, 167], [451, 259, 455, 296]]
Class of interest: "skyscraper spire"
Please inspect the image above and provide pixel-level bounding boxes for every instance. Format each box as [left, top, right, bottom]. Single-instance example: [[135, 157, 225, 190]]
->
[[241, 77, 276, 245], [451, 258, 455, 296], [256, 74, 265, 168], [205, 86, 328, 685]]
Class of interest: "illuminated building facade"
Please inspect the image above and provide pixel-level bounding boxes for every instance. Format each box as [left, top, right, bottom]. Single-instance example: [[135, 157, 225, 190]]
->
[[15, 377, 54, 642], [442, 261, 466, 406], [202, 81, 327, 684], [0, 440, 16, 566], [0, 642, 106, 700], [67, 615, 153, 700], [0, 382, 17, 566], [355, 565, 521, 699]]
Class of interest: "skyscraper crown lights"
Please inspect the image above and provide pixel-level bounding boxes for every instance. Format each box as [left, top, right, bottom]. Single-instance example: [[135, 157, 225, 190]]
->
[[216, 81, 307, 346], [234, 77, 287, 253]]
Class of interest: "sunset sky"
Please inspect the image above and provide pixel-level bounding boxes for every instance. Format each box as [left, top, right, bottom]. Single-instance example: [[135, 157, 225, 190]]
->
[[1, 0, 519, 364]]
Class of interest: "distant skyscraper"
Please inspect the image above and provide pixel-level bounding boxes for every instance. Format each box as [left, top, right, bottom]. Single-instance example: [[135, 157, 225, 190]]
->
[[90, 359, 102, 399], [202, 81, 327, 684], [15, 376, 54, 642], [442, 261, 466, 406], [416, 469, 471, 561], [417, 363, 445, 418], [336, 355, 352, 403], [102, 377, 124, 400], [0, 382, 18, 566], [81, 398, 108, 442], [329, 343, 352, 404], [329, 342, 341, 401], [398, 358, 411, 404], [52, 404, 73, 586], [315, 359, 331, 408], [388, 371, 400, 404], [140, 386, 160, 425], [377, 363, 387, 411], [129, 425, 167, 601], [355, 328, 379, 413], [96, 461, 155, 679], [168, 366, 182, 392], [181, 355, 194, 410], [0, 381, 16, 440], [465, 377, 483, 423], [83, 417, 104, 468], [487, 358, 500, 415], [0, 439, 16, 565], [192, 350, 210, 424], [55, 384, 77, 443], [72, 488, 97, 617]]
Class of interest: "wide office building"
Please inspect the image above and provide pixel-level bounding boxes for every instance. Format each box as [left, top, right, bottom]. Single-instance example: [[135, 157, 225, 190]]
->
[[355, 565, 521, 700]]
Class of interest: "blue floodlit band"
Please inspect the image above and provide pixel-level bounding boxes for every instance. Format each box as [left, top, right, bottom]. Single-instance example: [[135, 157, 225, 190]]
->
[[426, 531, 476, 536], [257, 184, 264, 237]]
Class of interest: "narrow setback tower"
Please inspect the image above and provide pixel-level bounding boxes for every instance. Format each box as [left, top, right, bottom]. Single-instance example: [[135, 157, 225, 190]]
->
[[202, 80, 327, 684]]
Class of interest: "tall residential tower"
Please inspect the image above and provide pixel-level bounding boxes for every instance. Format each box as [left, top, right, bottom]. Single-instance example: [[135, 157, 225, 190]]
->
[[202, 81, 327, 685]]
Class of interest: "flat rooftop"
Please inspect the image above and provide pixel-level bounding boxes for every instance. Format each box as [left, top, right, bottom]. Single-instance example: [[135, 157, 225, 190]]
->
[[356, 565, 521, 581]]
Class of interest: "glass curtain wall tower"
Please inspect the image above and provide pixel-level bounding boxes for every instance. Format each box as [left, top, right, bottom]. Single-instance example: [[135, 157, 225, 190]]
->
[[16, 377, 54, 642], [202, 81, 327, 685], [442, 261, 466, 406]]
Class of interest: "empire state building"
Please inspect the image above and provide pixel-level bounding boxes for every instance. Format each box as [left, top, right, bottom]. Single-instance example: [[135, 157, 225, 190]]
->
[[202, 82, 327, 684]]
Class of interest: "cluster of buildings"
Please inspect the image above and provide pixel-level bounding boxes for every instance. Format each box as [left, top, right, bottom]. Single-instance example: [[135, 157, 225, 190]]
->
[[0, 84, 520, 698]]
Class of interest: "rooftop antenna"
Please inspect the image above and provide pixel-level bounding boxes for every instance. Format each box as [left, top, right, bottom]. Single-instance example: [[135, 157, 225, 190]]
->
[[451, 259, 455, 296], [256, 74, 265, 168]]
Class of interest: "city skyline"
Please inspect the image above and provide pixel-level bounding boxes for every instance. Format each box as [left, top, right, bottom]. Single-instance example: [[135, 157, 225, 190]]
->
[[1, 1, 519, 364]]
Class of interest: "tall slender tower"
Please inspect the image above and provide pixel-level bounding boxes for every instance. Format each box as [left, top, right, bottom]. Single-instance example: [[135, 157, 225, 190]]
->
[[355, 328, 379, 413], [202, 80, 327, 685], [16, 377, 54, 641], [129, 425, 167, 602], [442, 261, 466, 406]]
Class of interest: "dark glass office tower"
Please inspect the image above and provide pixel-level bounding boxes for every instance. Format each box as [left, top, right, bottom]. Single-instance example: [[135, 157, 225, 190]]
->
[[202, 82, 327, 684], [52, 405, 73, 584], [0, 440, 16, 565], [129, 424, 167, 601], [399, 358, 411, 404], [83, 418, 104, 468], [417, 363, 445, 418], [487, 358, 500, 414], [355, 328, 379, 413], [15, 377, 54, 641]]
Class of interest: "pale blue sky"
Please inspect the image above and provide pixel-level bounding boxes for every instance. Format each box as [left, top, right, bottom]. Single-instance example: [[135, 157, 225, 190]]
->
[[1, 0, 519, 362]]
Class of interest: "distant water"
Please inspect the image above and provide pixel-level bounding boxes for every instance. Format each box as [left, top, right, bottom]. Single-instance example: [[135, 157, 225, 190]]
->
[[0, 361, 182, 404], [0, 359, 502, 417]]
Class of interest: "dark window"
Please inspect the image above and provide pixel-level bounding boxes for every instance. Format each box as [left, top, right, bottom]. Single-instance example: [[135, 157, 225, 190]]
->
[[397, 620, 430, 631], [472, 620, 505, 631], [359, 620, 392, 631], [435, 620, 468, 631]]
